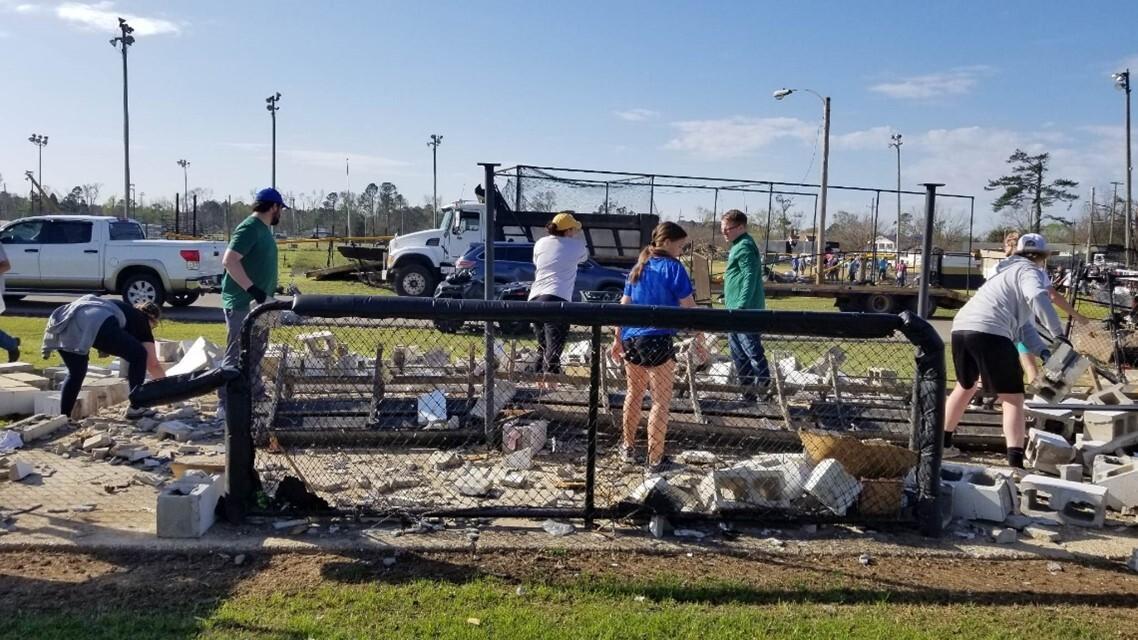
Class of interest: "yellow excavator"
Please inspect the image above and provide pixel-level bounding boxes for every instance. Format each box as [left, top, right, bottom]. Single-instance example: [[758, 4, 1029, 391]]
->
[[23, 170, 58, 213]]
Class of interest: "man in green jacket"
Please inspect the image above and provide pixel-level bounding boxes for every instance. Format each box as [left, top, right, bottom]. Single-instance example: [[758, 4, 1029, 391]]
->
[[721, 209, 770, 401]]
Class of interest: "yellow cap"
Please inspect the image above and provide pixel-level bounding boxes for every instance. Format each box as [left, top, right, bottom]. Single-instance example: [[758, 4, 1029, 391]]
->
[[551, 212, 582, 231]]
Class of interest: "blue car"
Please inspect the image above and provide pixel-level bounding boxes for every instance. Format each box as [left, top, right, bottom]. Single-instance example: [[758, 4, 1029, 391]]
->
[[453, 242, 628, 300]]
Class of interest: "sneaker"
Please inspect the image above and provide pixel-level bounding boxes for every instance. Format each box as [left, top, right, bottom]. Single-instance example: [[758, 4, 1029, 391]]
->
[[6, 337, 20, 363], [942, 446, 963, 459], [618, 443, 637, 464], [645, 457, 679, 476]]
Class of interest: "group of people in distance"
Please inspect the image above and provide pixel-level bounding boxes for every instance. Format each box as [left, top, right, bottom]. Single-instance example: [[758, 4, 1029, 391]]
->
[[530, 209, 769, 474]]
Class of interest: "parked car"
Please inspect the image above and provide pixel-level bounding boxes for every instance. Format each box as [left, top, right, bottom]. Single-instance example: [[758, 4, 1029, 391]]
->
[[0, 215, 225, 307], [454, 242, 628, 299]]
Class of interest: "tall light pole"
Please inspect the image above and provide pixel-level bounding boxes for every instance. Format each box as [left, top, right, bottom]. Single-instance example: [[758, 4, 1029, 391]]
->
[[1114, 69, 1132, 265], [428, 134, 444, 226], [889, 133, 903, 260], [110, 17, 134, 220], [27, 134, 48, 189], [266, 92, 281, 188], [1110, 180, 1122, 246], [775, 87, 830, 284], [176, 159, 190, 213]]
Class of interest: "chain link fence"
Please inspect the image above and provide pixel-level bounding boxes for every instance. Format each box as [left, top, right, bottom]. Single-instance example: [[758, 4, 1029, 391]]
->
[[222, 296, 945, 534]]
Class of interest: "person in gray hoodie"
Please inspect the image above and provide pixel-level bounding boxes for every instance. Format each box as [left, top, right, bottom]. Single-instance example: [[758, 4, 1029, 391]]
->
[[942, 233, 1065, 468]]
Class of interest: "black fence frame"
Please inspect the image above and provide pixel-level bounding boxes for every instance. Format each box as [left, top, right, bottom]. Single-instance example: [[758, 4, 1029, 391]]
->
[[224, 295, 946, 536]]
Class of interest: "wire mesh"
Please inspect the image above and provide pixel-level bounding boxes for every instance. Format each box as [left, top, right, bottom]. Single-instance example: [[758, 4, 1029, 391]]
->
[[234, 299, 941, 529]]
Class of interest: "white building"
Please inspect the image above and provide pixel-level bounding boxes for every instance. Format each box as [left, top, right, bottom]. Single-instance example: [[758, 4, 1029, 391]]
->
[[871, 235, 897, 254]]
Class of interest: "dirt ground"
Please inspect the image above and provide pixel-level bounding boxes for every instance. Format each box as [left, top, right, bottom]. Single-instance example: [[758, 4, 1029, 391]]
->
[[3, 548, 1138, 616]]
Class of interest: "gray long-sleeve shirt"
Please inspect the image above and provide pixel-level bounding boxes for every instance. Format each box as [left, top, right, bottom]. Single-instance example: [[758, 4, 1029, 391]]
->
[[42, 295, 127, 356], [952, 256, 1063, 354]]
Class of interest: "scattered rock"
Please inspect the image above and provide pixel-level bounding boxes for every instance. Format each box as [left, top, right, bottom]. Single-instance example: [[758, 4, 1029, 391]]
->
[[1046, 561, 1063, 573], [82, 434, 114, 450], [133, 471, 165, 487], [157, 421, 194, 442], [272, 518, 308, 530], [71, 504, 96, 512], [455, 478, 492, 497], [676, 450, 719, 465], [429, 451, 464, 470], [8, 460, 35, 481], [542, 519, 575, 537], [1023, 525, 1061, 544], [858, 553, 874, 566], [500, 471, 528, 489], [1004, 514, 1034, 530], [992, 528, 1018, 545], [234, 554, 246, 566]]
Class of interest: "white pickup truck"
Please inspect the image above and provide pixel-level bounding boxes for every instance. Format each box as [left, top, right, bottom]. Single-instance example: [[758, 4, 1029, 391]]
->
[[0, 215, 225, 307]]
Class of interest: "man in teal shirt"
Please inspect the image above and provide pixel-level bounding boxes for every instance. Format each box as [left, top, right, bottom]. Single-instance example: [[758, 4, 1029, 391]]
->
[[218, 187, 284, 416], [721, 209, 770, 401]]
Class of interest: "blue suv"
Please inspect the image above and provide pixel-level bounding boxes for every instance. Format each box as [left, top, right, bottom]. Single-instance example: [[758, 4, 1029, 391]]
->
[[453, 242, 628, 299]]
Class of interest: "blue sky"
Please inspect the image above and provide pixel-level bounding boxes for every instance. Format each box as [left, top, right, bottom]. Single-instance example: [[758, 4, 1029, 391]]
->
[[1, 0, 1136, 231]]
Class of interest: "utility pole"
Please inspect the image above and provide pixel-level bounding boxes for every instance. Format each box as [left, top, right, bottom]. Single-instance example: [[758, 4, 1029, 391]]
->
[[1111, 180, 1122, 246], [774, 88, 830, 284], [266, 92, 281, 188], [889, 133, 903, 260], [176, 159, 190, 215], [111, 18, 134, 220], [28, 134, 47, 189], [428, 134, 443, 226]]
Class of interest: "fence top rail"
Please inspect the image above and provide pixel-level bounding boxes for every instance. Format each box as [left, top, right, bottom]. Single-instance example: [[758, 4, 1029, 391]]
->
[[283, 295, 908, 339]]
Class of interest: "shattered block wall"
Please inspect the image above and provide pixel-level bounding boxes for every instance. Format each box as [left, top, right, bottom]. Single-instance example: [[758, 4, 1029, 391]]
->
[[229, 297, 943, 532]]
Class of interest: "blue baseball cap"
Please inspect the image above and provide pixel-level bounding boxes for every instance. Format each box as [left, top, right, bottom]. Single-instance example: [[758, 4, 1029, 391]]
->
[[254, 187, 289, 208]]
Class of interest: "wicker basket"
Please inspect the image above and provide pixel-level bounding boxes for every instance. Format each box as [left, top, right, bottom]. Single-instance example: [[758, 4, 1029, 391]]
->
[[859, 478, 905, 517], [799, 429, 917, 479]]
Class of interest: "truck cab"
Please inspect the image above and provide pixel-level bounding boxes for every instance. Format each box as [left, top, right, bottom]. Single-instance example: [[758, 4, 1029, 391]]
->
[[383, 202, 486, 297]]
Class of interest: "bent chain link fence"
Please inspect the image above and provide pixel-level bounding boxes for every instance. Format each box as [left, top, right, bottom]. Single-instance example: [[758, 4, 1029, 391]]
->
[[224, 297, 945, 534]]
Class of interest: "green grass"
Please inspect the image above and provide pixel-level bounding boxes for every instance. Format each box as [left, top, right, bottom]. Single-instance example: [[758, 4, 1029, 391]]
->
[[3, 574, 1125, 640]]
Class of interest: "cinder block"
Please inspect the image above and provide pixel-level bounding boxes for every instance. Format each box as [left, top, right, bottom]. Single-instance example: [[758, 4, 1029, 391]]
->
[[33, 391, 61, 416], [940, 463, 1017, 522], [83, 377, 129, 408], [1095, 463, 1138, 510], [698, 455, 811, 512], [1019, 474, 1108, 528], [1078, 431, 1138, 467], [9, 413, 69, 442], [154, 340, 182, 363], [33, 389, 94, 418], [0, 385, 39, 416], [0, 362, 34, 375], [1092, 455, 1134, 483], [1057, 464, 1083, 482], [1089, 383, 1130, 406], [1026, 428, 1076, 475], [1027, 406, 1077, 440], [1084, 410, 1135, 443], [804, 458, 861, 516], [156, 473, 222, 538], [1032, 344, 1091, 403]]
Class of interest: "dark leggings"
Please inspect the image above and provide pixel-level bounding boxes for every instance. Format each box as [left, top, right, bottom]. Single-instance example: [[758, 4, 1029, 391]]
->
[[59, 317, 147, 417], [531, 294, 569, 373]]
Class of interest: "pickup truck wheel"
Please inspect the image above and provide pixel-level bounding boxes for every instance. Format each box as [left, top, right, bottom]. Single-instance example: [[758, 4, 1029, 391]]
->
[[122, 273, 166, 307], [394, 264, 437, 297], [168, 292, 200, 307]]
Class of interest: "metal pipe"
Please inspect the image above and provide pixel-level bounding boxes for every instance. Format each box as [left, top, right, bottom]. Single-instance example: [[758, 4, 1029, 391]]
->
[[918, 183, 944, 318], [1127, 70, 1133, 267], [711, 188, 719, 249], [480, 162, 500, 444], [585, 324, 601, 528], [871, 191, 880, 283], [816, 97, 831, 284], [966, 197, 975, 295], [765, 183, 774, 261]]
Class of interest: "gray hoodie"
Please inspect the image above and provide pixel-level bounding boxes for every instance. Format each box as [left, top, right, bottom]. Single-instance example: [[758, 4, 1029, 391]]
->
[[952, 255, 1063, 354], [42, 295, 127, 356]]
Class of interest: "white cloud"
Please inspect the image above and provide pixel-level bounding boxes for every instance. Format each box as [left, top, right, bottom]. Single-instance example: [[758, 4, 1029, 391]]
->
[[614, 108, 660, 122], [832, 126, 896, 151], [55, 2, 181, 36], [665, 116, 815, 159], [869, 66, 993, 100]]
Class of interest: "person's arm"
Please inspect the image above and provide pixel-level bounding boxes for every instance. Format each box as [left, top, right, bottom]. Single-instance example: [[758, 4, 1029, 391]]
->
[[1020, 267, 1064, 339], [0, 258, 10, 275], [222, 249, 253, 290], [142, 342, 166, 380], [1048, 286, 1088, 325], [610, 294, 632, 359], [733, 244, 759, 300], [1019, 323, 1048, 358]]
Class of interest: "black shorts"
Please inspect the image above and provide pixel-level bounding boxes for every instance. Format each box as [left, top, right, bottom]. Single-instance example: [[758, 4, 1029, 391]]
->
[[951, 331, 1024, 395], [622, 335, 675, 368]]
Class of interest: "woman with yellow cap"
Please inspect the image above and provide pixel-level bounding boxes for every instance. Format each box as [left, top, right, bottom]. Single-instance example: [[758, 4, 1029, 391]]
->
[[529, 212, 590, 383]]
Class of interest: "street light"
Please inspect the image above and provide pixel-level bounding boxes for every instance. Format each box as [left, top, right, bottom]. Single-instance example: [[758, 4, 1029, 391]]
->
[[27, 133, 48, 189], [176, 159, 190, 213], [774, 87, 831, 284], [266, 92, 281, 188], [110, 17, 135, 220], [428, 134, 444, 226], [1113, 69, 1132, 266], [889, 133, 903, 262]]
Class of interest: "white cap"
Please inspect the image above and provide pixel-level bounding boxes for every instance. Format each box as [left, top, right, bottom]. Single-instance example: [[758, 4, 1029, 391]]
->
[[1015, 233, 1049, 255]]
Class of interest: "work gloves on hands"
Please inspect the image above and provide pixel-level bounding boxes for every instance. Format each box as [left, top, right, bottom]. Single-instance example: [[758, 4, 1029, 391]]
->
[[246, 285, 268, 305]]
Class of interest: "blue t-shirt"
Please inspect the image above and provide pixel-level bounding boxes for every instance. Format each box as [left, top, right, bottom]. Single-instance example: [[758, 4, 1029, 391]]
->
[[620, 256, 694, 339]]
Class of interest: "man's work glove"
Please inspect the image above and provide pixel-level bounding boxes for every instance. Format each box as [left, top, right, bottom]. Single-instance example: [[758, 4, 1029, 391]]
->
[[246, 285, 268, 305]]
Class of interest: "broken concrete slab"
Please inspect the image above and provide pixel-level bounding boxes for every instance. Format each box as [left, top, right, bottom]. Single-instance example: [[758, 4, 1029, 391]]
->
[[455, 477, 493, 497], [8, 459, 35, 481], [157, 473, 222, 538], [81, 434, 114, 450], [991, 527, 1018, 544], [469, 380, 517, 424], [1057, 464, 1083, 482], [1, 372, 50, 391], [1026, 428, 1076, 475], [804, 459, 861, 516], [9, 414, 68, 443], [1094, 463, 1138, 510], [157, 421, 194, 442], [429, 451, 464, 470], [0, 362, 33, 375], [166, 337, 222, 377], [1092, 455, 1134, 483], [940, 463, 1017, 523], [500, 471, 528, 489], [1023, 524, 1061, 543]]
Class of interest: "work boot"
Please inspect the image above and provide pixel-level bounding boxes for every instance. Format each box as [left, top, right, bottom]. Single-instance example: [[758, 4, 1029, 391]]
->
[[6, 337, 20, 363]]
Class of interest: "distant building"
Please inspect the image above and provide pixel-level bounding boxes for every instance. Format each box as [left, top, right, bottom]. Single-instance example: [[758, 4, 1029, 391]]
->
[[871, 235, 897, 254]]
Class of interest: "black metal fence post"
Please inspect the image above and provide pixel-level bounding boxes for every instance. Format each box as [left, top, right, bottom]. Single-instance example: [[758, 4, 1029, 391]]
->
[[585, 325, 601, 528], [899, 310, 946, 537], [917, 183, 943, 318], [481, 163, 500, 445]]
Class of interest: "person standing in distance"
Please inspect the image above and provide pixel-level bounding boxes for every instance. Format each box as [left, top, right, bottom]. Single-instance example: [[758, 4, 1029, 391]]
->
[[720, 210, 771, 402], [218, 188, 284, 415], [528, 212, 589, 386], [0, 242, 21, 362]]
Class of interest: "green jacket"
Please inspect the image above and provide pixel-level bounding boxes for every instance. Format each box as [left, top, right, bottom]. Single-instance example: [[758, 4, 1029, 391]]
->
[[723, 233, 765, 310]]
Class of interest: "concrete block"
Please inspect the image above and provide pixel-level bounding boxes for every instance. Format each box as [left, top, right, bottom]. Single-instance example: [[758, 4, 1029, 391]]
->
[[34, 390, 94, 418], [1057, 464, 1083, 482], [500, 471, 528, 489], [502, 419, 548, 454], [940, 463, 1018, 522], [1079, 431, 1138, 466], [1089, 383, 1130, 406], [469, 380, 517, 424], [83, 377, 130, 408], [429, 451, 463, 470], [157, 420, 194, 442], [1023, 525, 1061, 543], [1020, 474, 1108, 528], [417, 390, 447, 425], [1092, 455, 1134, 483], [1094, 463, 1138, 510], [154, 340, 182, 363], [804, 459, 861, 516], [1075, 438, 1108, 469], [9, 459, 35, 481], [0, 372, 50, 390], [0, 362, 33, 374], [166, 337, 221, 376], [1026, 428, 1075, 475], [9, 413, 69, 442], [156, 473, 221, 538], [1084, 410, 1135, 443], [1027, 406, 1078, 440], [0, 385, 40, 416], [991, 527, 1018, 544], [1032, 343, 1091, 403], [699, 467, 789, 511], [82, 434, 113, 450], [627, 476, 694, 513]]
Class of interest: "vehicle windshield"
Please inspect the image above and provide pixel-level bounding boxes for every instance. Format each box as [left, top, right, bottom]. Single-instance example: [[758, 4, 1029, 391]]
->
[[438, 209, 454, 231]]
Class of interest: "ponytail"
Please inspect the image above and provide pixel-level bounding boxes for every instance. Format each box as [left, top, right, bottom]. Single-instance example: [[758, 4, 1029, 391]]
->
[[628, 221, 688, 284]]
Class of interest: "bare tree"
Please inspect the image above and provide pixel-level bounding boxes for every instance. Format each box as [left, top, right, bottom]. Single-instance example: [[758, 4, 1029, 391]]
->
[[81, 183, 102, 208]]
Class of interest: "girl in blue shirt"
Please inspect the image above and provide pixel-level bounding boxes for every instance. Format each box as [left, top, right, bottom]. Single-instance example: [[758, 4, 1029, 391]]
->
[[610, 222, 703, 473]]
